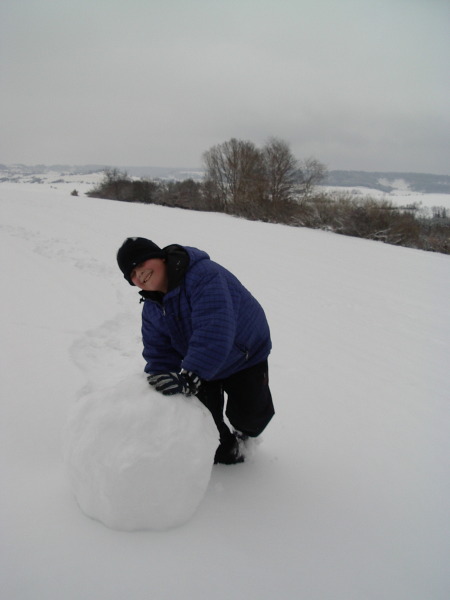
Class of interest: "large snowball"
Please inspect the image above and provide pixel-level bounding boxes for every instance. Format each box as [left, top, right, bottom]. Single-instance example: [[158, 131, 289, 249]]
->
[[64, 373, 218, 531]]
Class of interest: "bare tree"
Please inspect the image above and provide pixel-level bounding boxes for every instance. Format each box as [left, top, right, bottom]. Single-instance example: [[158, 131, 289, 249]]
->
[[296, 157, 327, 197], [262, 137, 298, 203], [203, 138, 327, 219], [203, 138, 264, 209]]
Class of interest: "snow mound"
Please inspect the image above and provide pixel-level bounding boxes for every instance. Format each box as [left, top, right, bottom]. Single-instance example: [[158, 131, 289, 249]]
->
[[64, 373, 218, 531]]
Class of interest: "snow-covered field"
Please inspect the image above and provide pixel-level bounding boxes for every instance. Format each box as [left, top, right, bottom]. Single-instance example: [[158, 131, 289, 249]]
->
[[1, 180, 449, 599]]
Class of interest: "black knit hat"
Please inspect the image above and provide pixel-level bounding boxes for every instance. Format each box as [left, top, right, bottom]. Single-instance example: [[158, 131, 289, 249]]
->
[[117, 237, 166, 285]]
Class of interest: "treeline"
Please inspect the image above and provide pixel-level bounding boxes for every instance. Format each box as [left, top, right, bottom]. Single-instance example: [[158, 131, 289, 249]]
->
[[295, 193, 449, 254], [87, 137, 326, 220], [86, 137, 449, 255], [87, 169, 206, 210]]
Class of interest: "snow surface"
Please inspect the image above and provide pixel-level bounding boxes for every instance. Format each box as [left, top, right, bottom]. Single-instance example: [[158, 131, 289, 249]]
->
[[1, 181, 449, 599]]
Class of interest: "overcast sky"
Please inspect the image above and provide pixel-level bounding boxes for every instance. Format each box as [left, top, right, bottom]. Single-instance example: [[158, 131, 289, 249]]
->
[[1, 0, 449, 173]]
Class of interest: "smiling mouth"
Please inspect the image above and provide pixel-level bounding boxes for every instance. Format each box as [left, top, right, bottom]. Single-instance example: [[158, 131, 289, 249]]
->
[[142, 272, 152, 284]]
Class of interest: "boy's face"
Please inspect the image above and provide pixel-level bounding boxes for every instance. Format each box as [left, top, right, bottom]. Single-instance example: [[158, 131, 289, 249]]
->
[[130, 258, 168, 292]]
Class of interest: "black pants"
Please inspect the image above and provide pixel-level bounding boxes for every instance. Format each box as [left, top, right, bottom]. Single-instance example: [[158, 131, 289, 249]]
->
[[196, 359, 274, 442]]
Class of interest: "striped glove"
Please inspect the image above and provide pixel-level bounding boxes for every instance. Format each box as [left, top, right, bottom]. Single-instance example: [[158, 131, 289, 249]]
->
[[147, 370, 202, 396]]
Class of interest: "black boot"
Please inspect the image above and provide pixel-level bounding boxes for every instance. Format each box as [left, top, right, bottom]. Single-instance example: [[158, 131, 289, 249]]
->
[[214, 430, 245, 465]]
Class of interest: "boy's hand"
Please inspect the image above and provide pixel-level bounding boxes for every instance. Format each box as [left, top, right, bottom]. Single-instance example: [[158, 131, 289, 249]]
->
[[147, 370, 202, 396]]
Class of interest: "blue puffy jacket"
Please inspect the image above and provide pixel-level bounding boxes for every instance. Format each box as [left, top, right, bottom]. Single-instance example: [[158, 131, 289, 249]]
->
[[140, 246, 272, 381]]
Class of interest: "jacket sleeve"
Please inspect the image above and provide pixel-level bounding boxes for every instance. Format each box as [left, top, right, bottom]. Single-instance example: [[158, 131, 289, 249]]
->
[[142, 307, 183, 374], [181, 268, 238, 380]]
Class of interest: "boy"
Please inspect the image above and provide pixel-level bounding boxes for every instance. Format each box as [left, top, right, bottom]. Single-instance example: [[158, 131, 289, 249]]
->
[[117, 237, 274, 464]]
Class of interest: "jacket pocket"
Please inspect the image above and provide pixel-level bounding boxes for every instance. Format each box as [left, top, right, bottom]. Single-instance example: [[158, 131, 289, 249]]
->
[[234, 342, 249, 361]]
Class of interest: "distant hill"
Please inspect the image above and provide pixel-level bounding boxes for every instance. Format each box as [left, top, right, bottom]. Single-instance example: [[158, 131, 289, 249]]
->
[[323, 170, 450, 194], [1, 164, 449, 193], [0, 163, 204, 183]]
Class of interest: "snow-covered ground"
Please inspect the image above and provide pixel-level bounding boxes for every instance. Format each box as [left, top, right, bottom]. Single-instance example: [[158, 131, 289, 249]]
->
[[1, 180, 449, 599]]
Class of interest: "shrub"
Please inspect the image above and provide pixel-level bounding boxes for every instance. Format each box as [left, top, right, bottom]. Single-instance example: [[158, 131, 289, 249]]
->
[[86, 170, 449, 255]]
